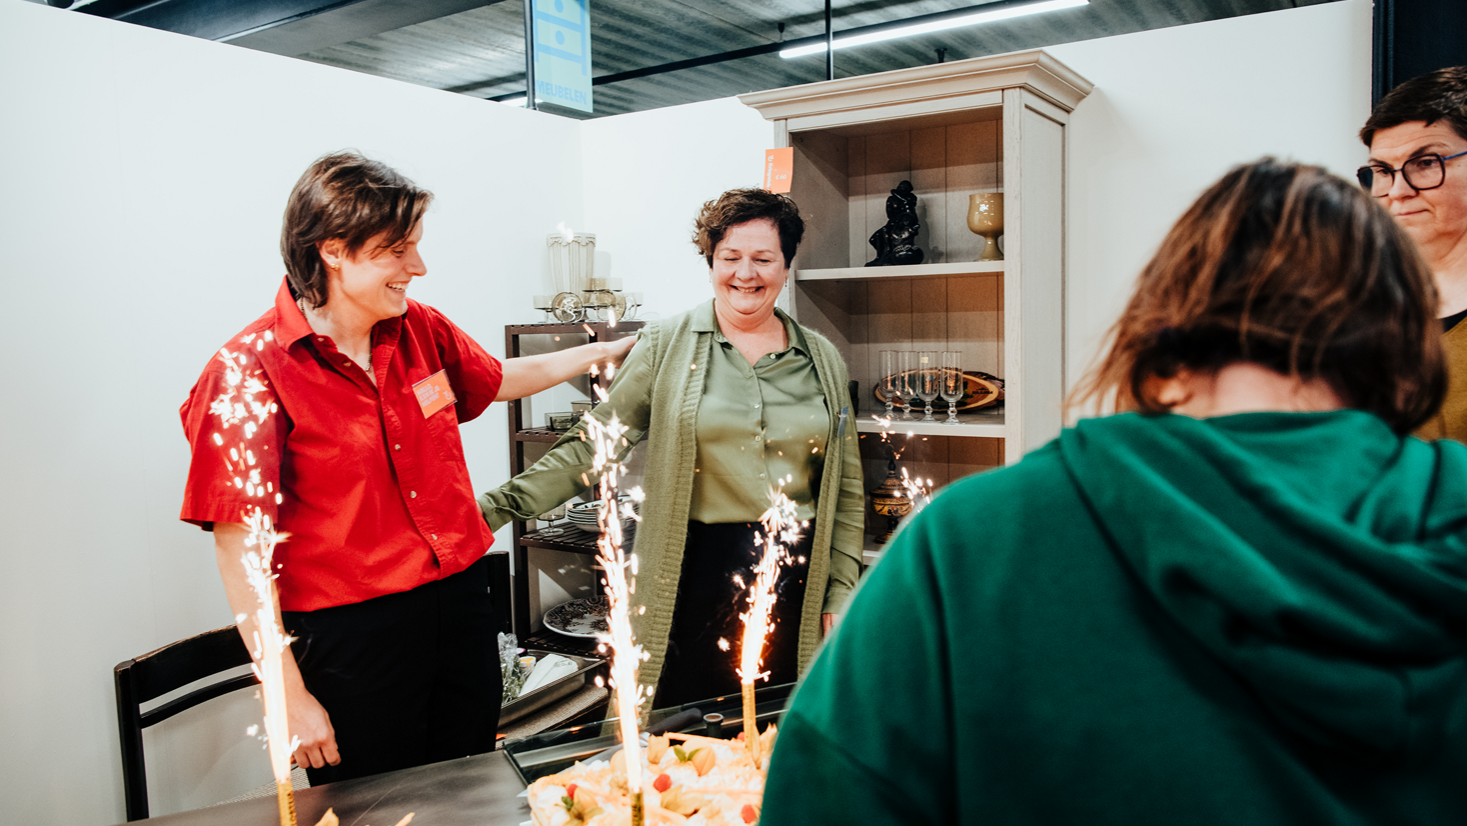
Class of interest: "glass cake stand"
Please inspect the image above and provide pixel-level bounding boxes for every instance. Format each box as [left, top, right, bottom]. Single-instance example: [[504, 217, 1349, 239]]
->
[[503, 681, 795, 785]]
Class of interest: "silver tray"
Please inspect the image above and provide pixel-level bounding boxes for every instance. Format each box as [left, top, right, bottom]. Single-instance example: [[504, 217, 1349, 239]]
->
[[499, 649, 604, 728]]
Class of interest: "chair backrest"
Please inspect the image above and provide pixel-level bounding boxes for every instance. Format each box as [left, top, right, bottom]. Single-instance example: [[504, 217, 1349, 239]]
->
[[114, 625, 259, 821]]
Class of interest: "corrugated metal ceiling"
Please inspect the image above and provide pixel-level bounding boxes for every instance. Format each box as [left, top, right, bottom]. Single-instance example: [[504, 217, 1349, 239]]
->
[[56, 0, 1343, 118]]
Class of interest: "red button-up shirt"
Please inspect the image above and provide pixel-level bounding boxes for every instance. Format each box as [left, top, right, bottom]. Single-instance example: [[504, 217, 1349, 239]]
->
[[180, 278, 502, 612]]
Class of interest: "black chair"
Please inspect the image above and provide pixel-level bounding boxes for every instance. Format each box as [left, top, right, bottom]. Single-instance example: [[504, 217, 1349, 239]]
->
[[114, 625, 259, 821]]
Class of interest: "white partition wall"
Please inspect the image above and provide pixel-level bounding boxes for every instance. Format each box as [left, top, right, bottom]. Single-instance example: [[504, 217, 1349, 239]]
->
[[0, 1, 1371, 823], [578, 97, 774, 316], [1050, 1, 1374, 388], [0, 4, 583, 822]]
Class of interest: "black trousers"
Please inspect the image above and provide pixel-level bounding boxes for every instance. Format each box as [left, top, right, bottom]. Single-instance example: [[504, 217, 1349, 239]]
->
[[283, 555, 501, 785], [653, 521, 814, 709]]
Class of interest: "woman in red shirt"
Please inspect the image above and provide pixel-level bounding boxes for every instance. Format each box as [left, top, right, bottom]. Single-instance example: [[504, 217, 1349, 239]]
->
[[180, 151, 632, 784]]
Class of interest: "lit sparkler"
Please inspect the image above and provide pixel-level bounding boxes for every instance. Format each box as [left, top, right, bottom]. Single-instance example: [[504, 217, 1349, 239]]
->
[[584, 362, 649, 826], [869, 409, 912, 463], [211, 334, 299, 826], [900, 468, 935, 516], [729, 486, 804, 767]]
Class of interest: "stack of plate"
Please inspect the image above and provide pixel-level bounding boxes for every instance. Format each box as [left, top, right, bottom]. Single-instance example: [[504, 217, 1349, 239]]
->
[[566, 499, 637, 534]]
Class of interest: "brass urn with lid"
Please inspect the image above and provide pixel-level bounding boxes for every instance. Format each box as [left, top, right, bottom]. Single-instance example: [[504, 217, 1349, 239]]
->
[[870, 459, 913, 545]]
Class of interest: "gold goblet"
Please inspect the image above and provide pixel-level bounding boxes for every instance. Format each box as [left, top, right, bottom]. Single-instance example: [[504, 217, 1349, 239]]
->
[[967, 193, 1004, 262]]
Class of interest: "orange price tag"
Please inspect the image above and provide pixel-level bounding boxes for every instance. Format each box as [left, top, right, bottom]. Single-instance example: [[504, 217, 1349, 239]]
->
[[764, 147, 793, 193], [412, 370, 457, 418]]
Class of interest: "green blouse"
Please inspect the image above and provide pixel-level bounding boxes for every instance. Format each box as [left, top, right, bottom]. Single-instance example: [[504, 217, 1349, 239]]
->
[[692, 302, 828, 523]]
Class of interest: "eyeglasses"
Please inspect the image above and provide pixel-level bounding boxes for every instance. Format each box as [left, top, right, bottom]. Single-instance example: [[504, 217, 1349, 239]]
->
[[1357, 149, 1467, 195]]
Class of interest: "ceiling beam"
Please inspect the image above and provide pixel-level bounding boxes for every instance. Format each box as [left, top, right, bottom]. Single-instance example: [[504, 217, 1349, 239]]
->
[[483, 0, 1079, 99], [76, 0, 502, 56]]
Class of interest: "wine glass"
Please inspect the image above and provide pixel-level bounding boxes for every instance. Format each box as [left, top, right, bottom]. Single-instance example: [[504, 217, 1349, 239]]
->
[[967, 193, 1004, 262], [940, 351, 963, 424], [879, 349, 899, 419], [897, 350, 916, 420], [916, 351, 941, 422]]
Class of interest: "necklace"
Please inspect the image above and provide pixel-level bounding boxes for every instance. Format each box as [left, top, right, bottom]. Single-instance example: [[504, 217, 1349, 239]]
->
[[299, 296, 371, 372]]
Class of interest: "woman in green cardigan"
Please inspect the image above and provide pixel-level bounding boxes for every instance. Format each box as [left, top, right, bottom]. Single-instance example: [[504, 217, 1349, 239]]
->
[[480, 188, 864, 708], [762, 159, 1467, 825]]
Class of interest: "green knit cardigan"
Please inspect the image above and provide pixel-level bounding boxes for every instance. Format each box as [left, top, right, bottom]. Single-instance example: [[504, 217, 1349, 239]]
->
[[480, 301, 865, 693]]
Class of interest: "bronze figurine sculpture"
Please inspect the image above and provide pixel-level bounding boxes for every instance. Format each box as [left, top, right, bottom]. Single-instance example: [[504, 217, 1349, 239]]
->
[[866, 180, 924, 267]]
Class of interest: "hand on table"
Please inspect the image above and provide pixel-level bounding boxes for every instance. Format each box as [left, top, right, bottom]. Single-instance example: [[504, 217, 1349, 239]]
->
[[288, 685, 340, 770]]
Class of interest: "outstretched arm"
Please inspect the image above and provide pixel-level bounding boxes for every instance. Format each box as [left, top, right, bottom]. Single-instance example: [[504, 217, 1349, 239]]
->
[[495, 335, 636, 401], [481, 326, 656, 529], [214, 523, 340, 771]]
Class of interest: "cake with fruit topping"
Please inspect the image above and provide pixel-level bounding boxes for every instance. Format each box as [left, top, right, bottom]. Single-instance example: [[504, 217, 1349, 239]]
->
[[526, 727, 776, 825]]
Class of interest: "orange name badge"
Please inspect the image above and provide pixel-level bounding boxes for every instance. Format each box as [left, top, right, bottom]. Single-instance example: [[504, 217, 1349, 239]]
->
[[412, 370, 457, 418], [764, 147, 793, 193]]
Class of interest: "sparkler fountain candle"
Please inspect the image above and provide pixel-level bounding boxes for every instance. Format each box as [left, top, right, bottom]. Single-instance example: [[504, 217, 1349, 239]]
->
[[209, 334, 300, 826], [900, 468, 936, 516], [241, 511, 298, 826], [583, 363, 649, 826], [731, 488, 804, 768]]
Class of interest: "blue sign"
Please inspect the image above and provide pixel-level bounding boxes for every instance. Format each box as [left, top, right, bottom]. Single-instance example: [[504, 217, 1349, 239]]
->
[[533, 0, 592, 113]]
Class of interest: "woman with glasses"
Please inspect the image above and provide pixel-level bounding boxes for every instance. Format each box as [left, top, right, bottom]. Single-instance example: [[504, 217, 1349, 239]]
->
[[1360, 65, 1467, 439]]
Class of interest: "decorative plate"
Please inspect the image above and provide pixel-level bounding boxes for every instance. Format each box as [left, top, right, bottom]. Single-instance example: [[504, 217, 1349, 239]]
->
[[543, 596, 610, 638], [873, 369, 1004, 412]]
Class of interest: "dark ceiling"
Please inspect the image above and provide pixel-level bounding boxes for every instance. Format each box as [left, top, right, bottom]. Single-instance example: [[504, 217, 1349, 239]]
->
[[45, 0, 1339, 118]]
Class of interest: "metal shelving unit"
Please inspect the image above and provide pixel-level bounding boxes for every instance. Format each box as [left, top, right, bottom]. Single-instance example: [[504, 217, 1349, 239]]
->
[[503, 321, 643, 653]]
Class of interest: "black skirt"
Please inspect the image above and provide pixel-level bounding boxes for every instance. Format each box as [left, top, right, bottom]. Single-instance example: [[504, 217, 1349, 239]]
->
[[652, 520, 815, 709]]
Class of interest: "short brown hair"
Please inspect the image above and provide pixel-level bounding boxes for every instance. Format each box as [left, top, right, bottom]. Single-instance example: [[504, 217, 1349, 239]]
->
[[1070, 158, 1443, 434], [281, 151, 433, 308], [1361, 66, 1467, 147], [692, 188, 804, 267]]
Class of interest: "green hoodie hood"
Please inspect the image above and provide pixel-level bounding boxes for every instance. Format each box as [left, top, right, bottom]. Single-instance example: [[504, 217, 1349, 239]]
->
[[1060, 411, 1467, 764]]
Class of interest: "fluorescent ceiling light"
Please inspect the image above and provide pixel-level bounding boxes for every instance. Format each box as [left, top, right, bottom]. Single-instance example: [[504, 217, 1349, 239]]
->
[[497, 97, 529, 106], [780, 0, 1089, 59]]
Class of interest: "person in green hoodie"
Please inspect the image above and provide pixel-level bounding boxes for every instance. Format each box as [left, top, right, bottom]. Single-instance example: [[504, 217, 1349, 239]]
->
[[760, 158, 1467, 825]]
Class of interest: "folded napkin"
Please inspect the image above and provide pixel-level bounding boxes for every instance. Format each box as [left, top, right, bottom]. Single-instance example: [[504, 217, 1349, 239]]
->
[[519, 653, 578, 695]]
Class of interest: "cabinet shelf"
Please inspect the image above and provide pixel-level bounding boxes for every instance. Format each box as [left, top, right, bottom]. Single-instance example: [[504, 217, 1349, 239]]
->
[[504, 321, 645, 641], [796, 261, 1003, 282], [519, 523, 636, 556], [506, 321, 636, 335], [862, 536, 885, 568], [855, 407, 1005, 438], [522, 631, 604, 659]]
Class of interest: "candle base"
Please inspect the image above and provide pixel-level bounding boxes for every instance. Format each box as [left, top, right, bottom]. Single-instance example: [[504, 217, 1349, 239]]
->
[[741, 682, 761, 767], [631, 790, 644, 826], [276, 779, 297, 826]]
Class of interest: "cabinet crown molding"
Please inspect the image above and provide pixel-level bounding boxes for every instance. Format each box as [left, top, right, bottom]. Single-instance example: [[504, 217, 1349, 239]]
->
[[739, 48, 1093, 123]]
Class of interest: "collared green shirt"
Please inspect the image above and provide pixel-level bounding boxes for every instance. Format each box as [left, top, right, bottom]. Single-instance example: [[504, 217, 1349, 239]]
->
[[691, 301, 827, 523]]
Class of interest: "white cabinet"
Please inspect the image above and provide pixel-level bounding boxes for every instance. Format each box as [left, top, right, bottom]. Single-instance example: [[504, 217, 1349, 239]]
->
[[740, 49, 1092, 513]]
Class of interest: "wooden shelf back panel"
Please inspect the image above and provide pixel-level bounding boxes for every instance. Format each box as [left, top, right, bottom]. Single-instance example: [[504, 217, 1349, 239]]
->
[[795, 274, 1003, 423], [791, 118, 1002, 270]]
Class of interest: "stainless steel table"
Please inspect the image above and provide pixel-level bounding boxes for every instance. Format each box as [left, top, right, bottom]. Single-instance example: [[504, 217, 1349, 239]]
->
[[125, 683, 796, 826], [128, 750, 531, 826]]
